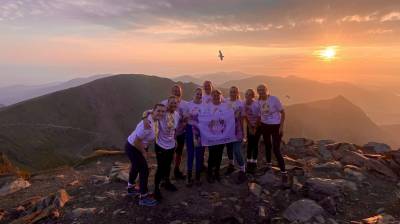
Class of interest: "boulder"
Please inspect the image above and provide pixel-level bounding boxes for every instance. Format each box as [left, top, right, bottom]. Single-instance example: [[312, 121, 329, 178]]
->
[[258, 171, 280, 187], [366, 159, 398, 180], [10, 189, 70, 224], [328, 143, 359, 160], [344, 166, 366, 182], [288, 138, 314, 148], [70, 208, 97, 218], [109, 162, 129, 182], [361, 213, 398, 224], [0, 178, 31, 197], [283, 199, 324, 222], [317, 140, 335, 160], [339, 150, 370, 167], [304, 178, 357, 200], [314, 161, 343, 172], [363, 142, 392, 153]]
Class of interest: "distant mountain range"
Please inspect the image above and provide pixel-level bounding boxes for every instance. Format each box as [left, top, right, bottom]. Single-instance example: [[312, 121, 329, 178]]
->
[[0, 74, 398, 172], [219, 75, 400, 125], [174, 71, 253, 85], [0, 74, 110, 106]]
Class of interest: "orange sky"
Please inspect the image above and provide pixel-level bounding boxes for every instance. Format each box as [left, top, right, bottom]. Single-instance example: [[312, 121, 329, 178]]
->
[[0, 0, 400, 87]]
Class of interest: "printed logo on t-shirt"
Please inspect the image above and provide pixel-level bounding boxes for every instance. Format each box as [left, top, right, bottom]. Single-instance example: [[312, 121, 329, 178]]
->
[[208, 119, 226, 134]]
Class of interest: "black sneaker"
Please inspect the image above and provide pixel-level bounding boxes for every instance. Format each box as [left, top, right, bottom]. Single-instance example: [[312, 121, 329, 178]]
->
[[174, 169, 186, 180], [225, 164, 235, 175], [127, 186, 140, 197], [163, 182, 178, 192]]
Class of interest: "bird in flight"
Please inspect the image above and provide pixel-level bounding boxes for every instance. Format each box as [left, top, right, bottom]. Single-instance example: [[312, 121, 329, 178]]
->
[[286, 95, 291, 99], [218, 50, 224, 61]]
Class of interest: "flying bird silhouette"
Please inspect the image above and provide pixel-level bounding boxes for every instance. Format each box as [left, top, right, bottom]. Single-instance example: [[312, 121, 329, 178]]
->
[[286, 95, 291, 99], [218, 50, 224, 61]]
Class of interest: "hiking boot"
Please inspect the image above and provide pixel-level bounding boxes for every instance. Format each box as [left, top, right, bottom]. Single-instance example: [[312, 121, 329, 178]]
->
[[163, 182, 178, 192], [236, 171, 247, 184], [127, 185, 140, 197], [139, 195, 158, 207], [174, 169, 186, 180], [225, 164, 235, 175]]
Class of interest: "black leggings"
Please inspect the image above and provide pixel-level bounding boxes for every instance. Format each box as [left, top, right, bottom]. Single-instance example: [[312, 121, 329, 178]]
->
[[260, 123, 286, 172], [207, 144, 224, 176], [174, 133, 186, 169], [125, 142, 149, 195], [247, 126, 261, 160], [155, 144, 175, 189]]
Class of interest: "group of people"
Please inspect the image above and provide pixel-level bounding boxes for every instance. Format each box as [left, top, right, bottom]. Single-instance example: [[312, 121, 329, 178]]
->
[[125, 81, 287, 206]]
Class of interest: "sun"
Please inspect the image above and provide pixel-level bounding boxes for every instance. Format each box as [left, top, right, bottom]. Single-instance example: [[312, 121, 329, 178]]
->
[[317, 46, 338, 61]]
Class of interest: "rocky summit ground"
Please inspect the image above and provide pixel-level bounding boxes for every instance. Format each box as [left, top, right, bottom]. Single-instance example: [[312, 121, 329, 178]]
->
[[1, 139, 400, 224]]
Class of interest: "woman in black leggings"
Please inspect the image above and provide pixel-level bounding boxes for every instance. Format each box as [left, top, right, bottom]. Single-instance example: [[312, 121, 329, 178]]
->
[[125, 103, 165, 206], [256, 84, 288, 187]]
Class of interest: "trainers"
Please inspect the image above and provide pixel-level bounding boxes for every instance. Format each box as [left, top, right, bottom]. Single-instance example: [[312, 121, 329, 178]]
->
[[163, 182, 178, 192], [139, 195, 158, 207], [127, 186, 140, 197], [225, 164, 235, 175], [174, 169, 186, 180], [236, 171, 247, 184]]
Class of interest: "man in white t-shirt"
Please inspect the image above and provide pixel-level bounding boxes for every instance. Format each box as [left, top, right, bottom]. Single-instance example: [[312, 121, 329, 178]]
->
[[161, 85, 188, 180], [256, 84, 288, 188], [154, 96, 181, 200]]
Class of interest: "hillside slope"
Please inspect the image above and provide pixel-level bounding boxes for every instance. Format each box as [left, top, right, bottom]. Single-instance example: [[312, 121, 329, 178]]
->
[[0, 74, 197, 171]]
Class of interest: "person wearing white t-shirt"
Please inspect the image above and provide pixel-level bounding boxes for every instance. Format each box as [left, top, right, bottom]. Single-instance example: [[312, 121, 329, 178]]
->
[[243, 89, 261, 174], [205, 89, 229, 183], [225, 86, 247, 183], [154, 96, 181, 201], [184, 87, 205, 186], [161, 85, 188, 180], [202, 80, 213, 104], [256, 84, 288, 187], [125, 103, 165, 207]]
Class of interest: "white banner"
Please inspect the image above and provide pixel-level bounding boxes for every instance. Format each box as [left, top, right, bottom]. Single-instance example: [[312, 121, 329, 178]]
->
[[198, 103, 236, 146]]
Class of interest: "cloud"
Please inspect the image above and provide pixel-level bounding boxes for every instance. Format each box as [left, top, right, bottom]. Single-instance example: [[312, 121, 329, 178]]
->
[[1, 0, 400, 46]]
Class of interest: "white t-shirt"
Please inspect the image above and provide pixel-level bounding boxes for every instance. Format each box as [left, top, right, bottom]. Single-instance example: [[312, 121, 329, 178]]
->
[[157, 111, 180, 150], [244, 100, 261, 127], [127, 116, 156, 148], [258, 95, 283, 125], [161, 98, 188, 135], [185, 100, 203, 126], [227, 99, 245, 140]]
